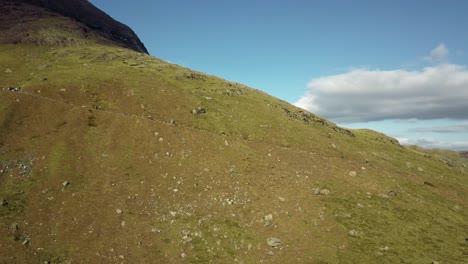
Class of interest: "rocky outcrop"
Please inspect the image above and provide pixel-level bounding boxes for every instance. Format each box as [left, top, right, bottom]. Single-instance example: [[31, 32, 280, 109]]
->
[[15, 0, 148, 53]]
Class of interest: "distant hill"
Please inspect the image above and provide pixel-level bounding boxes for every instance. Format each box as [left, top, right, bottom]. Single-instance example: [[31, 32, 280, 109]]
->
[[0, 1, 467, 263]]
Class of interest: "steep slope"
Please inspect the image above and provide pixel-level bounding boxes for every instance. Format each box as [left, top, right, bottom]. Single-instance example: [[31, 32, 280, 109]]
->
[[0, 2, 467, 264]]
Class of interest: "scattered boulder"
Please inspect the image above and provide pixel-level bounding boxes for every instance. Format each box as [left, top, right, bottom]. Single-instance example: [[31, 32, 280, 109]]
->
[[264, 214, 273, 226], [348, 229, 358, 237], [266, 237, 282, 248], [378, 194, 389, 199], [319, 189, 330, 195], [379, 245, 390, 251], [8, 86, 20, 91], [10, 223, 19, 232], [192, 107, 206, 115]]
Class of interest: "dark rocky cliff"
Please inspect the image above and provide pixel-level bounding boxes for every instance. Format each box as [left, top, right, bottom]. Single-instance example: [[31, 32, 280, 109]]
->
[[15, 0, 148, 53]]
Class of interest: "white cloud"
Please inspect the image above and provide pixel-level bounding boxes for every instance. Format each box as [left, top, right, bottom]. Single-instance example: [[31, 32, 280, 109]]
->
[[295, 45, 468, 123], [396, 137, 468, 150], [424, 44, 449, 63]]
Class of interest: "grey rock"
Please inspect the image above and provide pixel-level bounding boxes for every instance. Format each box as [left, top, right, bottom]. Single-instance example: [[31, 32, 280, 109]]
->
[[192, 107, 206, 115], [264, 214, 273, 226], [62, 181, 70, 187], [313, 188, 321, 195], [10, 223, 19, 231], [348, 229, 358, 237], [115, 209, 123, 214], [267, 237, 282, 248], [349, 171, 357, 177]]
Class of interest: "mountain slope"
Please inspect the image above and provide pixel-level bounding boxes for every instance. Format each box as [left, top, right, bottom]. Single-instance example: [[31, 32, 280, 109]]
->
[[1, 0, 147, 53], [0, 2, 467, 263]]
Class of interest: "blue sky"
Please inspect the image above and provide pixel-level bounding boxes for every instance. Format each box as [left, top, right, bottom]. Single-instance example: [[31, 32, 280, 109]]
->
[[90, 0, 468, 150]]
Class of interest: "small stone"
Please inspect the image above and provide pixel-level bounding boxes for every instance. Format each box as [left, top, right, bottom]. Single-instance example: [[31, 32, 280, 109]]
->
[[22, 239, 29, 245], [62, 181, 69, 187], [266, 237, 282, 248], [1, 199, 7, 206], [417, 167, 424, 172], [431, 261, 440, 264], [313, 188, 321, 195], [388, 191, 396, 197], [10, 223, 19, 231], [349, 171, 357, 177], [278, 197, 286, 202], [264, 214, 273, 226], [378, 194, 389, 199], [118, 255, 125, 259], [192, 107, 206, 115], [267, 251, 275, 256], [170, 211, 177, 217], [319, 189, 330, 195], [331, 144, 336, 148], [348, 229, 358, 237], [158, 137, 163, 142], [5, 68, 12, 73], [121, 221, 126, 227], [247, 243, 253, 250], [115, 209, 123, 214], [181, 253, 186, 258], [379, 245, 390, 251], [60, 88, 66, 92]]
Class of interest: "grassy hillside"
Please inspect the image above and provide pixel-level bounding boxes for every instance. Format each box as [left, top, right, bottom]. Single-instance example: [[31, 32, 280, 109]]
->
[[1, 4, 467, 264]]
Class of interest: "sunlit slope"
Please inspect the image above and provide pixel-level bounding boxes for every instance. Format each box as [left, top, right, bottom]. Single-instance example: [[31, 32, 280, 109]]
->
[[0, 12, 467, 264]]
